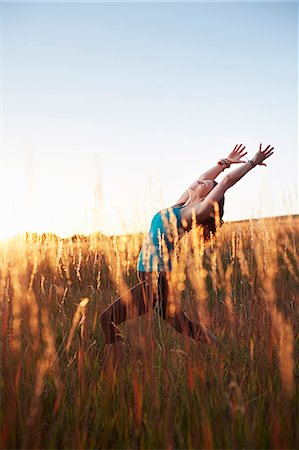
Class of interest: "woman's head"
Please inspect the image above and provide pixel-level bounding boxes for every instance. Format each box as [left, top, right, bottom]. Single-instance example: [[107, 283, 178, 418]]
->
[[188, 179, 215, 202], [178, 179, 225, 240], [185, 179, 225, 241]]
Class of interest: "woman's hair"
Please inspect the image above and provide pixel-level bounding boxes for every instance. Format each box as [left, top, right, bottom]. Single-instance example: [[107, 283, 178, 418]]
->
[[201, 180, 225, 242]]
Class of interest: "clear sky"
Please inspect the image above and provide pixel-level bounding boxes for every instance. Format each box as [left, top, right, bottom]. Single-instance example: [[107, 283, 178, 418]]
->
[[0, 2, 298, 239]]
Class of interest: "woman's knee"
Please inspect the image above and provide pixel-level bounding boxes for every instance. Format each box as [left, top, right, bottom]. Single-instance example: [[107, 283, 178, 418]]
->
[[99, 304, 117, 329], [99, 308, 110, 330]]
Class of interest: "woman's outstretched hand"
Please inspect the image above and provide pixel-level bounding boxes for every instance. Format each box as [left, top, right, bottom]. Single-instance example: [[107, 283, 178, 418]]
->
[[251, 143, 274, 167], [226, 144, 248, 164]]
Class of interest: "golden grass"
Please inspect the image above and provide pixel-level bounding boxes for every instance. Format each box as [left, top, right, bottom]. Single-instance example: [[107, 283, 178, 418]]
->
[[0, 216, 298, 449]]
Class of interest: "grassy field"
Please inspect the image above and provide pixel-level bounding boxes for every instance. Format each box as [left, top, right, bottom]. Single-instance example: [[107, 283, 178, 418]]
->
[[0, 215, 298, 449]]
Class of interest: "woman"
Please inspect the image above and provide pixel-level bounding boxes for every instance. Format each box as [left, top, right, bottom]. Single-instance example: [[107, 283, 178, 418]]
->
[[100, 143, 274, 346]]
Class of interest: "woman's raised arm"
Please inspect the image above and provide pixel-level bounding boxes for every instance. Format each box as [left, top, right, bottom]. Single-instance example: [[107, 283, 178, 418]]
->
[[175, 144, 247, 205]]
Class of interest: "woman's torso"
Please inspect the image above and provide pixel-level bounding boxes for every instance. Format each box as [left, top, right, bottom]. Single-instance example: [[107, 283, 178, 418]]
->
[[137, 207, 185, 273]]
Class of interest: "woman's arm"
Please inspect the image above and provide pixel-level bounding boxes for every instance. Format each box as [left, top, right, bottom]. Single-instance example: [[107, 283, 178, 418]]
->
[[198, 143, 248, 180], [222, 144, 274, 190], [175, 144, 247, 205], [180, 144, 274, 224]]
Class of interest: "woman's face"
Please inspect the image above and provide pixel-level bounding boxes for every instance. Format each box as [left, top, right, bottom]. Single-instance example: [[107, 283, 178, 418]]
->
[[190, 179, 215, 200]]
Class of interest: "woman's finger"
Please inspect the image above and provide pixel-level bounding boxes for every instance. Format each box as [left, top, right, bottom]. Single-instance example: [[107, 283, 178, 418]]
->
[[261, 152, 274, 163], [264, 149, 274, 156]]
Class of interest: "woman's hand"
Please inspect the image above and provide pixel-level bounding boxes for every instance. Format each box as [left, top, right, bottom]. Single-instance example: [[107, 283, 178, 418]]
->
[[251, 143, 274, 167], [226, 144, 248, 164]]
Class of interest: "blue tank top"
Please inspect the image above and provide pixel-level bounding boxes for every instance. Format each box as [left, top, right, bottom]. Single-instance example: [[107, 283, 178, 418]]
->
[[137, 207, 184, 273]]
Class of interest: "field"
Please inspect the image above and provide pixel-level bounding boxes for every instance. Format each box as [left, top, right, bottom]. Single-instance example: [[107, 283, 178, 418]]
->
[[0, 215, 298, 449]]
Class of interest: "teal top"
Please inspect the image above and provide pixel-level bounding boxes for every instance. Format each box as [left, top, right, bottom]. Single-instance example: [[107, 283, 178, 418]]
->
[[137, 207, 184, 273]]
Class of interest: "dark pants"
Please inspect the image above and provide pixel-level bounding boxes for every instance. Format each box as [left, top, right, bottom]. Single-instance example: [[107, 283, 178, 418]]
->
[[99, 271, 207, 344]]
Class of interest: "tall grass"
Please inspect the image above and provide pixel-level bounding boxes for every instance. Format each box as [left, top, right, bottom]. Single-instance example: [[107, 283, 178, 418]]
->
[[0, 216, 298, 449]]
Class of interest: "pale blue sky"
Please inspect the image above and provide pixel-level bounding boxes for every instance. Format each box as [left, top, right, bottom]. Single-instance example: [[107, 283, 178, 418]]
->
[[0, 2, 298, 238]]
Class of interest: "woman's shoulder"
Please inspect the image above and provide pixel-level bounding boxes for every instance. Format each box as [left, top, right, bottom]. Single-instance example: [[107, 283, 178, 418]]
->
[[150, 206, 183, 228]]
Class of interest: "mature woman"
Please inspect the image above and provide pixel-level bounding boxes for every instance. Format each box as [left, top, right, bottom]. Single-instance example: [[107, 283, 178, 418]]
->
[[100, 143, 274, 346]]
